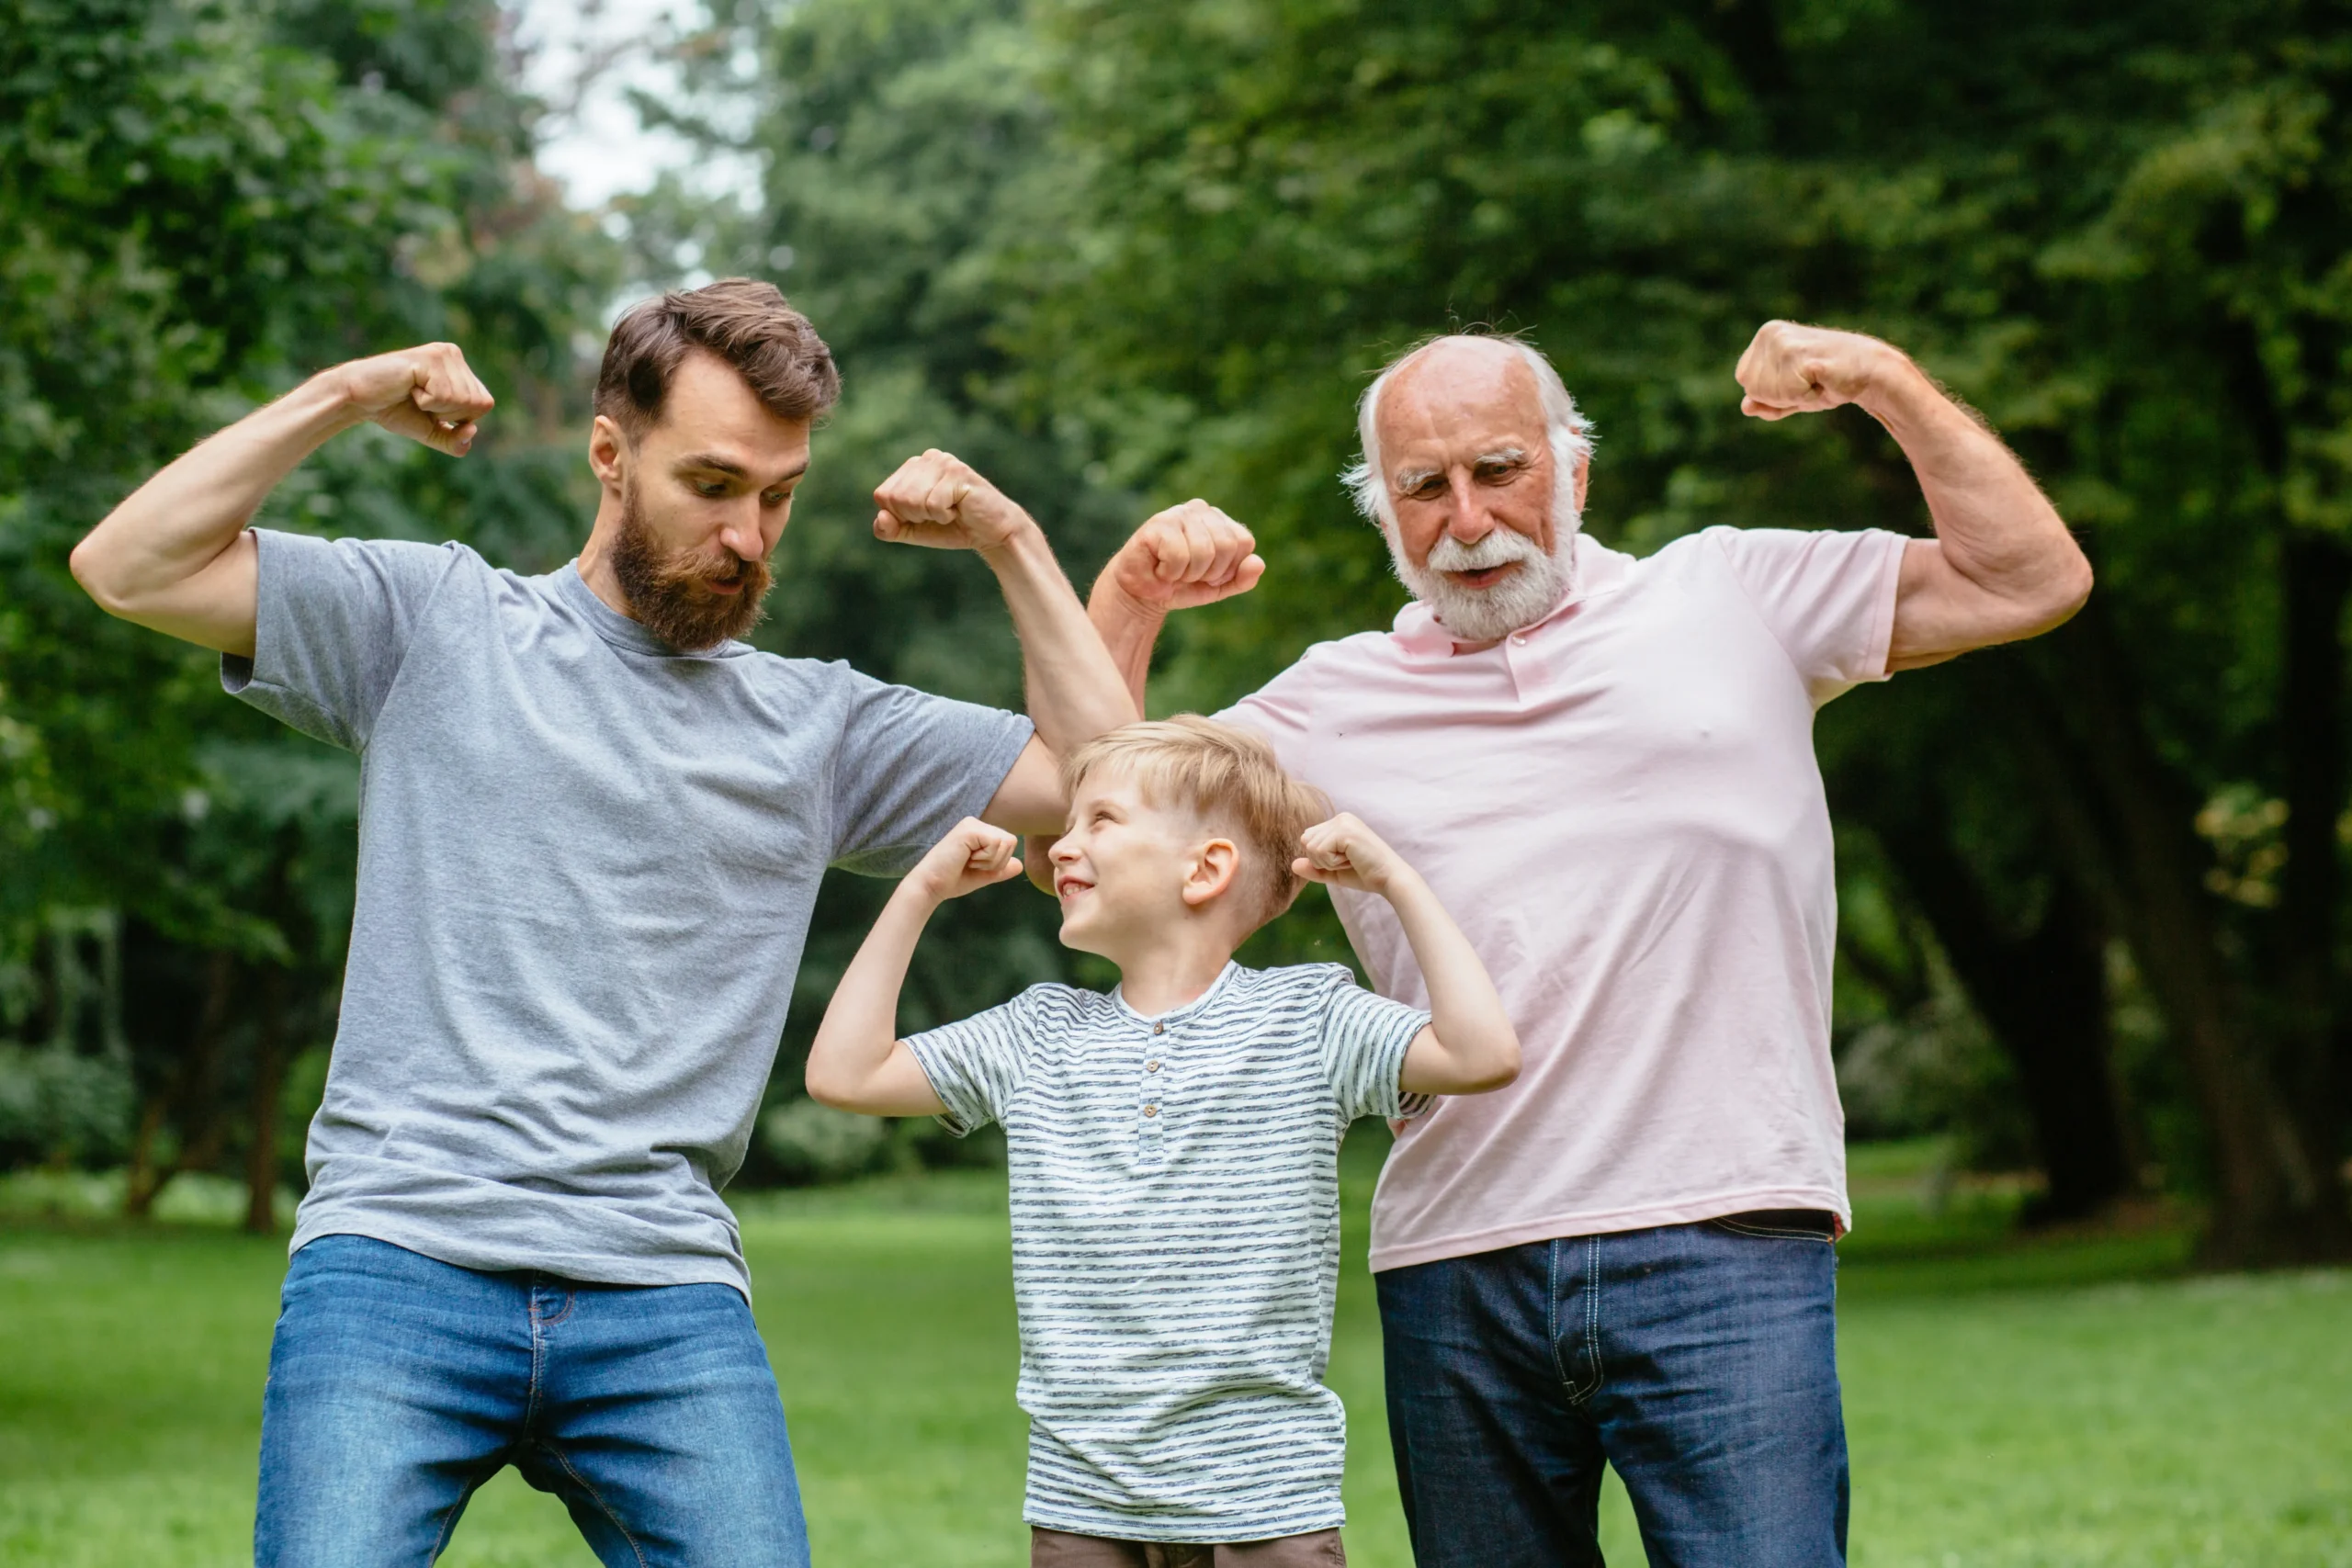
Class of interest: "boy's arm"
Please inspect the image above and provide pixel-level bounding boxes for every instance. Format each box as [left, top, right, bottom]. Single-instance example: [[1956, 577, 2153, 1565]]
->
[[1295, 815, 1521, 1095], [805, 818, 1024, 1116]]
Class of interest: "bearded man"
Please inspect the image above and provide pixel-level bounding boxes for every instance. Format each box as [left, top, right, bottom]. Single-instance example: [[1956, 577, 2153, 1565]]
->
[[69, 278, 1135, 1567], [1083, 324, 2092, 1567]]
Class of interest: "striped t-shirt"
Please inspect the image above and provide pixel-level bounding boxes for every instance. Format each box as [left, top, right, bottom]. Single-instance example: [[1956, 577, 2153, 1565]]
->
[[907, 961, 1430, 1542]]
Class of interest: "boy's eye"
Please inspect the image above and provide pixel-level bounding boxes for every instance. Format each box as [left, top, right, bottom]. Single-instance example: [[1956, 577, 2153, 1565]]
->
[[695, 480, 727, 498]]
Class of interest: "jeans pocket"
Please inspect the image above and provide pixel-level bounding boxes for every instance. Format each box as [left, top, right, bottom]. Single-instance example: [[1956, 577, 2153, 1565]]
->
[[1706, 1210, 1837, 1243]]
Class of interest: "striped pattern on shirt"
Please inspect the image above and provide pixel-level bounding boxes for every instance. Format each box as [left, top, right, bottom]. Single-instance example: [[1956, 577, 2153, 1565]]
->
[[906, 962, 1430, 1542]]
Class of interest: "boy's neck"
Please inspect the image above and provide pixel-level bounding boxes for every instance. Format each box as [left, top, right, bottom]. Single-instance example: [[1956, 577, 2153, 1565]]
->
[[1109, 927, 1241, 1017]]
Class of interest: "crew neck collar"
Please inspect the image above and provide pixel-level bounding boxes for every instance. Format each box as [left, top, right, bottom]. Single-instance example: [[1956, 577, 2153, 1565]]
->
[[1114, 960, 1241, 1024], [552, 561, 748, 660]]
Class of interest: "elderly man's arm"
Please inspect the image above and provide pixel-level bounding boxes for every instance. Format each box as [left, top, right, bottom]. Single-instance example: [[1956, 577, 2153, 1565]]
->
[[1736, 321, 2093, 671]]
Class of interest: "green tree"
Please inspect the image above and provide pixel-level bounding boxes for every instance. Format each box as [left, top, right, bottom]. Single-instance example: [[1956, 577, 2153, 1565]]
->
[[0, 0, 616, 1223]]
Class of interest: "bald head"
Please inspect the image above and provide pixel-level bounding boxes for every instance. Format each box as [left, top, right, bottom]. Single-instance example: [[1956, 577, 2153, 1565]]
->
[[1343, 334, 1592, 531]]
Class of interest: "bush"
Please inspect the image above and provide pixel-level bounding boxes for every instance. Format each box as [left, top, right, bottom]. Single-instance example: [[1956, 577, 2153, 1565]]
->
[[0, 1043, 132, 1168]]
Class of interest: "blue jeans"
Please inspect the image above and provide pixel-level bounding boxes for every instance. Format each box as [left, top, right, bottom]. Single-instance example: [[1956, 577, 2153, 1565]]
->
[[254, 1235, 808, 1568], [1376, 1218, 1847, 1568]]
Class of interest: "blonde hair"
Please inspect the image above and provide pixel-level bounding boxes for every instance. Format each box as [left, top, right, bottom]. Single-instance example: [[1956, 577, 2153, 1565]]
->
[[1061, 716, 1330, 931]]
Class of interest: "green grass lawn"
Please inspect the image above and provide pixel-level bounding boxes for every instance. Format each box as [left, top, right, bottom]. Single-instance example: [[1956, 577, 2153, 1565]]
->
[[3, 1142, 2347, 1567]]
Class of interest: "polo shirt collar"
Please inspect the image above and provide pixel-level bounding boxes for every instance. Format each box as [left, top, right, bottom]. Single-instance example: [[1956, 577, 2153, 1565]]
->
[[1388, 532, 1633, 657]]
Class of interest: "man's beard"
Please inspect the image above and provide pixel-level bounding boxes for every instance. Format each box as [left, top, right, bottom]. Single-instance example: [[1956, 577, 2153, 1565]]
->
[[607, 487, 773, 651], [1385, 488, 1579, 644]]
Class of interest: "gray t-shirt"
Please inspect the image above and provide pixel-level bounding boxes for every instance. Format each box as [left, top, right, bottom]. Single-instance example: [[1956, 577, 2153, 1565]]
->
[[225, 528, 1033, 1293]]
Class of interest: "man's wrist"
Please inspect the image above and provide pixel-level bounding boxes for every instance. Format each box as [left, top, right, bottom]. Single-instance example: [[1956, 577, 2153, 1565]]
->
[[1853, 344, 1936, 425], [974, 514, 1053, 576]]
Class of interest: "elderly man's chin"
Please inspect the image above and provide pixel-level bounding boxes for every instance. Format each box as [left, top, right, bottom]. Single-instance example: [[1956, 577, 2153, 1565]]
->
[[1389, 534, 1573, 645]]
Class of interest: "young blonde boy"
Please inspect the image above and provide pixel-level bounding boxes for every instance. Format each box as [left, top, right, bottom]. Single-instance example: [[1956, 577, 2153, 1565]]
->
[[808, 716, 1519, 1566]]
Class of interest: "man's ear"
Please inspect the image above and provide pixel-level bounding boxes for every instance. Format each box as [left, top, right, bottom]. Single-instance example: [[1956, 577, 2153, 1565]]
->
[[1571, 452, 1590, 513], [589, 414, 629, 493], [1180, 838, 1240, 908]]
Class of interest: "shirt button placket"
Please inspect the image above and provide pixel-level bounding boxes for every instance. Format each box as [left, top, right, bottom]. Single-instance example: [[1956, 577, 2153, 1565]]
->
[[1139, 1021, 1168, 1163]]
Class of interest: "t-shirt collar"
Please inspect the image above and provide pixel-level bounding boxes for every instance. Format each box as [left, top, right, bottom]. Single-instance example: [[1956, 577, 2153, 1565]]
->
[[1114, 960, 1241, 1026], [551, 561, 747, 660], [1389, 532, 1631, 657]]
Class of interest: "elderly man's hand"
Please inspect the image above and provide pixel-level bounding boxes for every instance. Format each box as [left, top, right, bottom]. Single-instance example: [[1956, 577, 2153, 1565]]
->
[[1735, 321, 1909, 422], [872, 450, 1035, 553], [1094, 500, 1265, 619]]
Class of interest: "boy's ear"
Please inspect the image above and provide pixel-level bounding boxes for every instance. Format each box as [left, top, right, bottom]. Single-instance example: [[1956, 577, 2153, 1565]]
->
[[1180, 838, 1241, 908]]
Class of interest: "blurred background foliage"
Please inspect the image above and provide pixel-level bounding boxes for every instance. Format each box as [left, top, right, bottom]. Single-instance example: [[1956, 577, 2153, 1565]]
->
[[5, 0, 2350, 1265]]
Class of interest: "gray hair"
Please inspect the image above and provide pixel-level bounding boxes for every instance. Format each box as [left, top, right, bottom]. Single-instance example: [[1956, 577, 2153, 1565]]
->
[[1339, 335, 1595, 527]]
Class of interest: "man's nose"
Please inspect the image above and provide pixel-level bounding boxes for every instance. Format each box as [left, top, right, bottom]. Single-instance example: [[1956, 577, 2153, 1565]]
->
[[718, 506, 765, 561], [1444, 470, 1498, 546]]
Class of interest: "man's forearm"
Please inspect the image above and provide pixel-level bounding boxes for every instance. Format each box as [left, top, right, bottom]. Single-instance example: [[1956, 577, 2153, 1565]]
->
[[73, 373, 356, 617], [982, 525, 1141, 752], [1087, 583, 1166, 719]]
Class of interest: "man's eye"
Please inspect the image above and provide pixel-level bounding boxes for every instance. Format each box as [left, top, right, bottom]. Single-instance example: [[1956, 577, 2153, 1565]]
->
[[695, 481, 727, 498], [1407, 478, 1445, 499], [762, 491, 788, 507], [1476, 462, 1523, 482]]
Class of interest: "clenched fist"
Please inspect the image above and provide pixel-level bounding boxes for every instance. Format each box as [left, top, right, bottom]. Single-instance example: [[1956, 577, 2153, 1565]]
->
[[331, 343, 494, 457], [1293, 812, 1409, 896], [910, 818, 1025, 902], [872, 450, 1035, 553], [1734, 321, 1908, 422], [1093, 500, 1265, 619]]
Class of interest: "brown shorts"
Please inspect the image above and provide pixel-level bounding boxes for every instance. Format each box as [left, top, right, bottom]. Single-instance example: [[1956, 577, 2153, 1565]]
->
[[1030, 1525, 1346, 1568]]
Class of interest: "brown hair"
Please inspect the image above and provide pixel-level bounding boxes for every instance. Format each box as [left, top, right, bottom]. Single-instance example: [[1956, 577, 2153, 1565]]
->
[[1062, 716, 1331, 932], [594, 277, 840, 437]]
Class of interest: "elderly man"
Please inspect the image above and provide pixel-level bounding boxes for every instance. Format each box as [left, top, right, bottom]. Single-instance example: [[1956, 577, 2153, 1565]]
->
[[1085, 323, 2090, 1567]]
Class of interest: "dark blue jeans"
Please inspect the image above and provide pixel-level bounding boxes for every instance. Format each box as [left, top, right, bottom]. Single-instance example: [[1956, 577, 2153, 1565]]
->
[[255, 1235, 808, 1567], [1376, 1218, 1847, 1568]]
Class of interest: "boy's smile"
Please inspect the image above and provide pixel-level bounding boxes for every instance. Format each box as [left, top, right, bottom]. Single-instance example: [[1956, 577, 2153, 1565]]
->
[[1048, 767, 1236, 965]]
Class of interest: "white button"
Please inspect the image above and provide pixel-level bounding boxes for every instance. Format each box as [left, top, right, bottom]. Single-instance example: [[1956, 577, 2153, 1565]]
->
[[1144, 1104, 1159, 1117], [1510, 634, 1527, 645], [1147, 1060, 1160, 1072]]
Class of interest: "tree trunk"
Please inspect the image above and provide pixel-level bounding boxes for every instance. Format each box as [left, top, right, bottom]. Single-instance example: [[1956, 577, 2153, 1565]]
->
[[2013, 614, 2351, 1263], [122, 950, 236, 1221], [1875, 808, 2132, 1224], [243, 967, 288, 1235], [2277, 530, 2352, 1229]]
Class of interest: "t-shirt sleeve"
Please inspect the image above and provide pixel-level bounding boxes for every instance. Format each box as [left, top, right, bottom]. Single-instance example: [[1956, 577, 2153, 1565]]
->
[[903, 994, 1035, 1137], [1705, 525, 1906, 706], [1317, 968, 1434, 1122], [1215, 654, 1317, 776], [219, 529, 467, 751], [826, 670, 1035, 876]]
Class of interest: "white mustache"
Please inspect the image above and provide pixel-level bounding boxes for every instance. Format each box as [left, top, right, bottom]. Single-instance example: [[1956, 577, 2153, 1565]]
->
[[1425, 529, 1544, 572]]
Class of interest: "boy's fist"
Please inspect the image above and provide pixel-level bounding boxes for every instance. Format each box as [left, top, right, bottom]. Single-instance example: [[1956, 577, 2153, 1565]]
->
[[1294, 812, 1405, 895], [1092, 501, 1264, 618], [912, 818, 1024, 900], [873, 450, 1035, 552]]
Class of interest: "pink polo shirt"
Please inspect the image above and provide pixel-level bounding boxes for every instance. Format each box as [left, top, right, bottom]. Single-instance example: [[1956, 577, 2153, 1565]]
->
[[1222, 525, 1906, 1270]]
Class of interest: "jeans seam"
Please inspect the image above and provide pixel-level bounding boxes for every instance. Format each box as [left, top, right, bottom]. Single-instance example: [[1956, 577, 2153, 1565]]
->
[[1545, 1239, 1572, 1390], [526, 1283, 548, 1431], [545, 1439, 651, 1568], [1580, 1235, 1605, 1403]]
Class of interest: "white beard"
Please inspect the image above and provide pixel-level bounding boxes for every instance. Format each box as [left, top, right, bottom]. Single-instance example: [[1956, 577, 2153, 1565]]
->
[[1385, 495, 1579, 644]]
